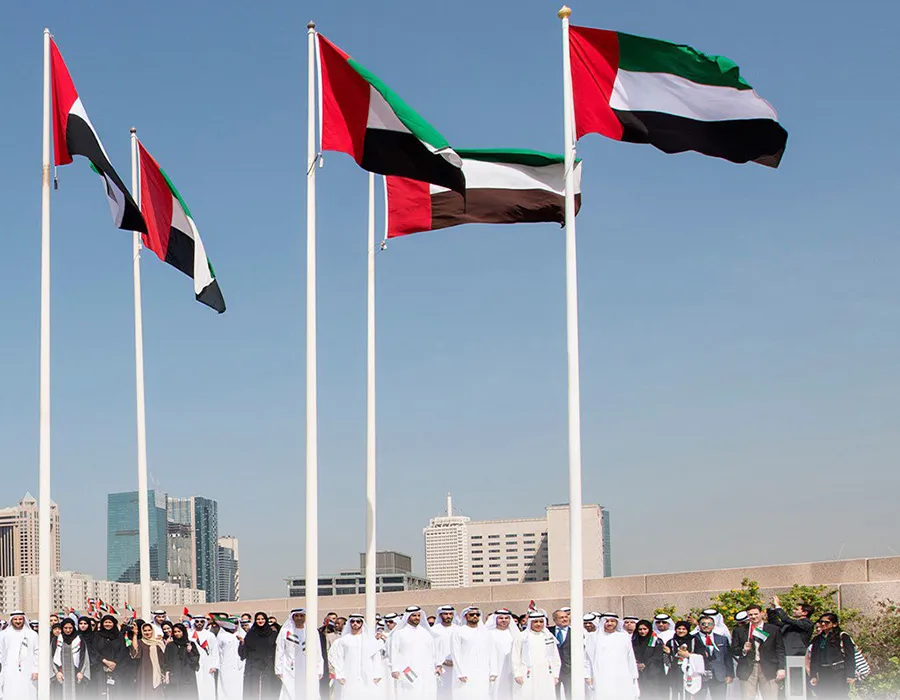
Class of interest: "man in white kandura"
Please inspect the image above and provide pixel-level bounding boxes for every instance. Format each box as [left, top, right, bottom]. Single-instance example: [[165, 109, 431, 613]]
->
[[450, 607, 491, 700], [331, 614, 382, 700], [433, 606, 456, 699], [511, 610, 560, 700], [215, 617, 244, 700], [190, 616, 220, 700], [486, 609, 519, 700], [585, 614, 639, 700], [276, 607, 324, 700], [0, 611, 39, 700], [389, 606, 440, 700]]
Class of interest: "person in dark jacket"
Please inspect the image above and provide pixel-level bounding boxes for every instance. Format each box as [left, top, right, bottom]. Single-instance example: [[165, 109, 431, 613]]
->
[[769, 596, 814, 657], [165, 623, 200, 698], [240, 611, 279, 699], [93, 615, 126, 698], [694, 615, 733, 700], [809, 613, 856, 698], [632, 620, 665, 699], [730, 605, 785, 700], [666, 621, 708, 700]]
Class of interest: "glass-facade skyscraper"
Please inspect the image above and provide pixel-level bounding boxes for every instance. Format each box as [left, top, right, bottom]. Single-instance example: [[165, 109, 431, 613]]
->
[[107, 490, 168, 583]]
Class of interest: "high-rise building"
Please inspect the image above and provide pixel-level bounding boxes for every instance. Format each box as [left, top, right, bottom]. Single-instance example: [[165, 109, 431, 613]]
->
[[0, 493, 61, 576], [217, 536, 239, 602], [422, 494, 471, 588], [424, 495, 611, 589], [107, 491, 168, 583], [167, 497, 220, 602]]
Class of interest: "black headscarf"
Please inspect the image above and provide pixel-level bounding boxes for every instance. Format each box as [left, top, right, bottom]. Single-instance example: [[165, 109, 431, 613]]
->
[[77, 616, 94, 641], [172, 623, 190, 647], [60, 619, 78, 644], [248, 611, 272, 638], [97, 614, 120, 641]]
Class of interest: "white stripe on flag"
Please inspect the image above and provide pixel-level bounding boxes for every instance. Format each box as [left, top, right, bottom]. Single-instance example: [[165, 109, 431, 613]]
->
[[611, 69, 779, 122]]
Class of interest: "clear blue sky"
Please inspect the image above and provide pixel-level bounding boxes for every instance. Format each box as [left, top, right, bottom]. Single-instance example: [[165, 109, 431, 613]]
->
[[1, 0, 897, 601]]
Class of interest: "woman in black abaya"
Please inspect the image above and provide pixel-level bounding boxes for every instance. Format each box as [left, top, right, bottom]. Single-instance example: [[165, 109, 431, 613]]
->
[[240, 611, 280, 699], [165, 623, 200, 698]]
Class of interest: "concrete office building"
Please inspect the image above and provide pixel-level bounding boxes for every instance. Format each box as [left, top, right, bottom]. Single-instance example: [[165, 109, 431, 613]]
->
[[107, 490, 168, 583], [424, 495, 611, 589], [287, 551, 430, 598], [0, 493, 61, 576]]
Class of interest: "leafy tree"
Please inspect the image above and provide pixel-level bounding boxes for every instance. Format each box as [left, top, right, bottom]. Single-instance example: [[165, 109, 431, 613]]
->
[[697, 578, 764, 625], [653, 604, 679, 620], [774, 583, 848, 621], [848, 600, 900, 698]]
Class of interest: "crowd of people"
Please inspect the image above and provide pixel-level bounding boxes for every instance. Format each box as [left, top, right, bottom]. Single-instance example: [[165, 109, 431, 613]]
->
[[0, 596, 863, 700]]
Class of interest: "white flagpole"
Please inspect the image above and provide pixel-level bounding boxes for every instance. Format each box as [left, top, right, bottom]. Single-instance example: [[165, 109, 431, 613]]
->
[[558, 8, 585, 700], [130, 128, 153, 620], [305, 20, 321, 700], [365, 171, 377, 628], [38, 27, 52, 700]]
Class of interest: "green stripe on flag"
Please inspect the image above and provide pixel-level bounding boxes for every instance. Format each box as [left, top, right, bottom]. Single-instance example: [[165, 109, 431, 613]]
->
[[456, 149, 581, 168], [348, 57, 450, 151], [617, 32, 753, 91]]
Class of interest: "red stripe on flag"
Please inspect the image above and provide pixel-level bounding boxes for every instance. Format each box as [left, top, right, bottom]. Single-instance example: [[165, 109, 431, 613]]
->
[[318, 34, 370, 164], [49, 38, 79, 166], [569, 26, 624, 141], [137, 141, 174, 261], [385, 176, 432, 237]]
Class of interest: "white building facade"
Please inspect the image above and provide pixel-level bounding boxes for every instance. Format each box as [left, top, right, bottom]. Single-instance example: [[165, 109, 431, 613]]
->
[[1, 571, 205, 615], [424, 496, 611, 589]]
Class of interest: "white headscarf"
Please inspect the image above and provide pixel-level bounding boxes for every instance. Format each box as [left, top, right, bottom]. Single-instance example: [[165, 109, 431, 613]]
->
[[699, 608, 731, 640], [485, 608, 520, 640], [434, 605, 456, 625], [280, 608, 310, 644], [456, 606, 484, 628], [653, 614, 676, 642], [582, 613, 599, 635], [599, 613, 624, 634], [395, 606, 437, 637]]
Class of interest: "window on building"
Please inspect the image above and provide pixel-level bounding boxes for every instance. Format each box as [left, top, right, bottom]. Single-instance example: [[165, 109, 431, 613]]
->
[[488, 534, 500, 539], [488, 549, 500, 554], [471, 535, 483, 539], [490, 578, 501, 582], [489, 563, 500, 568], [489, 556, 500, 560]]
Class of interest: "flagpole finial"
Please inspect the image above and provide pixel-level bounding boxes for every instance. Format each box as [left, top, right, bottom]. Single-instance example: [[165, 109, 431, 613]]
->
[[307, 20, 316, 29], [558, 5, 572, 19], [130, 127, 136, 134]]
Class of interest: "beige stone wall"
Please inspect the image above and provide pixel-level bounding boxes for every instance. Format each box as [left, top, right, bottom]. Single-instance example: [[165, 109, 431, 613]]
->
[[157, 555, 900, 623]]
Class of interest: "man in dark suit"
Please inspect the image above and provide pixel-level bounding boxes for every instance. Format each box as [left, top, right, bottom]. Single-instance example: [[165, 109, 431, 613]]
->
[[548, 608, 571, 699], [695, 614, 734, 700], [729, 605, 785, 700]]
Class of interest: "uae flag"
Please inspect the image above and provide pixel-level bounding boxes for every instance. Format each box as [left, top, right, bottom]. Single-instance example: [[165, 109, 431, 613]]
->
[[569, 26, 787, 167], [317, 33, 465, 194], [50, 39, 146, 231], [138, 142, 226, 313], [386, 149, 581, 237]]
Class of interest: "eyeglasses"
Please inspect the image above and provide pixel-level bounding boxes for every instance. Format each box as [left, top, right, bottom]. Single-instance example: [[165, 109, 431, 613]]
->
[[350, 620, 363, 625], [467, 612, 481, 617]]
